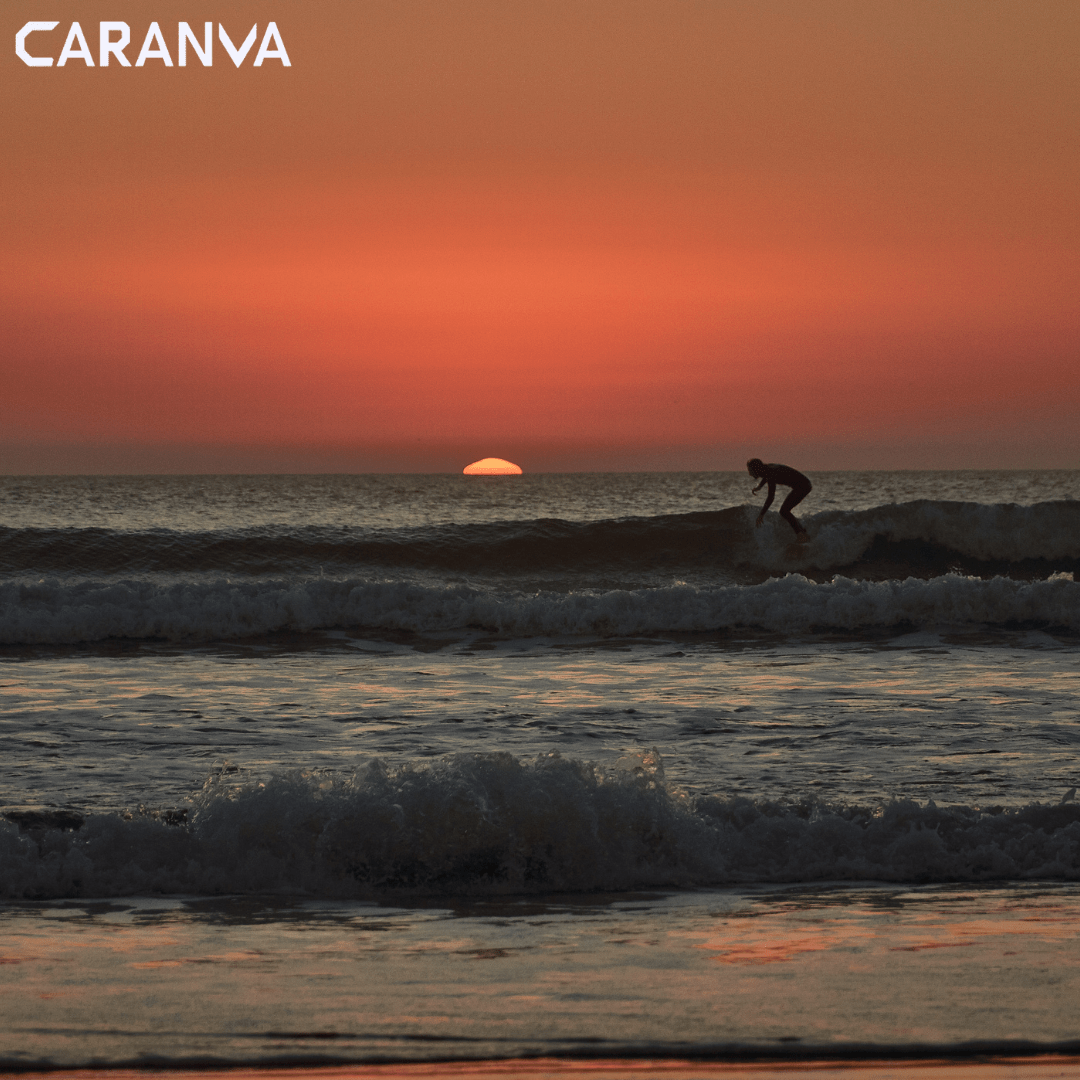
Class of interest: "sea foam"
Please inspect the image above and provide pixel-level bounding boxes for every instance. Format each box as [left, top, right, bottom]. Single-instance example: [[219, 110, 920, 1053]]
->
[[768, 499, 1080, 570], [3, 753, 1079, 900], [2, 570, 1078, 644]]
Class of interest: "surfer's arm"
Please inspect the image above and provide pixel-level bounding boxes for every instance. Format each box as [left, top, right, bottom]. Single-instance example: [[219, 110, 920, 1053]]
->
[[756, 481, 775, 525]]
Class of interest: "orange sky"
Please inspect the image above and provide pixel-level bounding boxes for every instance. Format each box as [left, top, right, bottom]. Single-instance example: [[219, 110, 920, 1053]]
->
[[3, 0, 1078, 472]]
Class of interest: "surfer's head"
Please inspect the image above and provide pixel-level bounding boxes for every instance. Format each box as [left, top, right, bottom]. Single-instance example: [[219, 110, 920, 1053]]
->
[[746, 458, 765, 478]]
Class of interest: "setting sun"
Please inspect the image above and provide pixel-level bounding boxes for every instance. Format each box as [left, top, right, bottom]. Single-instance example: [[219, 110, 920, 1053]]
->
[[462, 458, 523, 475]]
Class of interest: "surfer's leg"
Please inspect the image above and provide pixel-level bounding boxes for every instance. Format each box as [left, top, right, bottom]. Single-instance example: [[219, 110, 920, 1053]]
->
[[779, 483, 810, 536]]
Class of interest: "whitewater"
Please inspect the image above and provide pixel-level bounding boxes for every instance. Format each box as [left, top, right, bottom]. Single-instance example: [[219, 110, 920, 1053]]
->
[[2, 471, 1079, 1069], [3, 483, 1080, 647]]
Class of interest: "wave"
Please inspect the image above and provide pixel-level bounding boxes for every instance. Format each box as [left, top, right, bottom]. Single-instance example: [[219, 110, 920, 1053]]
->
[[3, 499, 1079, 579], [793, 499, 1080, 571], [3, 752, 1079, 900], [2, 570, 1077, 644], [0, 516, 725, 575]]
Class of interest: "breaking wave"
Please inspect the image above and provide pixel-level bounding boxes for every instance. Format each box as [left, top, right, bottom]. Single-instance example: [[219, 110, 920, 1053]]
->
[[3, 752, 1079, 900], [2, 570, 1078, 644], [4, 498, 1077, 644], [3, 499, 1079, 578]]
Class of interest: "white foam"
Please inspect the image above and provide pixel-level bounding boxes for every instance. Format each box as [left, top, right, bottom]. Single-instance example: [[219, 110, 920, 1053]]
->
[[767, 499, 1080, 571], [3, 569, 1078, 644], [3, 753, 1079, 900]]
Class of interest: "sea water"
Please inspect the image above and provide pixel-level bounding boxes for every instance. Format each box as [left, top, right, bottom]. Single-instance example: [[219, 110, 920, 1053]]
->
[[1, 471, 1079, 1068]]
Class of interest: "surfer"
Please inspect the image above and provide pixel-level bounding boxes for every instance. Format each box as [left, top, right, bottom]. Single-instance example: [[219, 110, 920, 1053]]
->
[[747, 459, 812, 541]]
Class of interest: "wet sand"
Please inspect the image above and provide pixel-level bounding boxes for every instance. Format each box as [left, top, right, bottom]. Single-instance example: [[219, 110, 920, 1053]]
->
[[8, 1058, 1080, 1080], [4, 886, 1080, 1072]]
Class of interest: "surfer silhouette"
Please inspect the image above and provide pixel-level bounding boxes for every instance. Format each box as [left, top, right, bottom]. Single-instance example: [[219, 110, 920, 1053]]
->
[[747, 459, 812, 541]]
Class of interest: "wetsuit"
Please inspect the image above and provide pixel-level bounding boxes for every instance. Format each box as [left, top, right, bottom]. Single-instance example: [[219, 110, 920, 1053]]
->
[[754, 463, 812, 536]]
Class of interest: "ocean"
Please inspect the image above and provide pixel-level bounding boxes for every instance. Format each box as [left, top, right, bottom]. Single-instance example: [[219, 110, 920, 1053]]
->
[[2, 470, 1079, 1072]]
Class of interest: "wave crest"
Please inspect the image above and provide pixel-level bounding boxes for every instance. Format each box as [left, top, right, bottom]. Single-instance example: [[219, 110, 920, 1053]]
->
[[3, 499, 1078, 579], [4, 753, 1079, 899], [2, 571, 1078, 644], [780, 499, 1080, 571]]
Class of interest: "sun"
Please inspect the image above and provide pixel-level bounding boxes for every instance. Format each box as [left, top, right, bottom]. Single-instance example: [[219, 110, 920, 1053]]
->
[[462, 457, 523, 475]]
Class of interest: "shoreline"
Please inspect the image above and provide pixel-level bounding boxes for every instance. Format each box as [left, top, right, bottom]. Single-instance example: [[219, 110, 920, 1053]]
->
[[6, 1057, 1080, 1079]]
